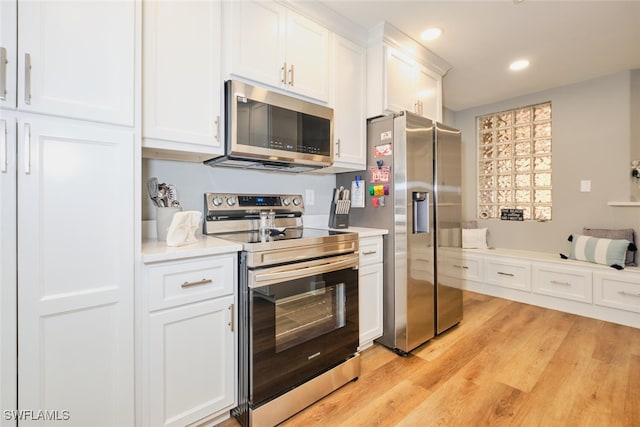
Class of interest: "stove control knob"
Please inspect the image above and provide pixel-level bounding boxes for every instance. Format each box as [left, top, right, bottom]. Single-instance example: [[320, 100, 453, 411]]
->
[[226, 197, 236, 206], [282, 197, 291, 206], [292, 197, 302, 206], [212, 196, 223, 207]]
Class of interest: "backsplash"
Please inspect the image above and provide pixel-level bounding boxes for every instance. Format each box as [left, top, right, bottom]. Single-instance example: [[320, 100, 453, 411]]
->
[[142, 159, 337, 221]]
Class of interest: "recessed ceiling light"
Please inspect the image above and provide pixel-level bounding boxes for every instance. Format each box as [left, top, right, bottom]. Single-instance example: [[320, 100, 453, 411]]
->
[[421, 28, 443, 41], [509, 59, 530, 71]]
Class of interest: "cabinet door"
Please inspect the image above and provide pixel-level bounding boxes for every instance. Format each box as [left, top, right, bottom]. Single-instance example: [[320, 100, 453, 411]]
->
[[0, 116, 16, 427], [415, 67, 442, 121], [143, 0, 223, 158], [227, 0, 284, 89], [359, 264, 383, 350], [0, 0, 17, 110], [331, 35, 365, 171], [385, 46, 442, 121], [284, 11, 329, 101], [385, 47, 420, 115], [148, 297, 235, 427], [17, 115, 134, 426], [17, 1, 135, 125]]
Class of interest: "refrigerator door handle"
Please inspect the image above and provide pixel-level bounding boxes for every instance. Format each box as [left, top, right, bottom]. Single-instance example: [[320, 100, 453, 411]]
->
[[412, 191, 429, 234]]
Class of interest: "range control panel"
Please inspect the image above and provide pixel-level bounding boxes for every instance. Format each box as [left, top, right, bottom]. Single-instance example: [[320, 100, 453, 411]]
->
[[204, 193, 304, 214]]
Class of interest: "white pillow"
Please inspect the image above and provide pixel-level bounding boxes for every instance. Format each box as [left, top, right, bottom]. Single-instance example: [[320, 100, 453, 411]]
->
[[462, 228, 488, 249]]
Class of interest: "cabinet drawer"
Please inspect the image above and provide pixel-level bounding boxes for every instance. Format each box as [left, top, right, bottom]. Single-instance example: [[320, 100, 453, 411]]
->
[[359, 237, 383, 267], [447, 253, 483, 281], [533, 264, 592, 303], [484, 257, 531, 291], [594, 272, 640, 313], [146, 253, 235, 311]]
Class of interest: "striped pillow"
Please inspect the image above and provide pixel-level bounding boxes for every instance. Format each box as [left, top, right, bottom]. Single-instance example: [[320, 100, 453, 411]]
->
[[569, 234, 630, 269]]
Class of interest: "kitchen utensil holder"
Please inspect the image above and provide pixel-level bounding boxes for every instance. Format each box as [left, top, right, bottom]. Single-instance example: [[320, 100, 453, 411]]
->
[[156, 206, 182, 241], [328, 200, 350, 229]]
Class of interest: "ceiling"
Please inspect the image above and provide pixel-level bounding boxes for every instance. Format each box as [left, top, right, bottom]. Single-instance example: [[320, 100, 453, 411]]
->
[[316, 0, 640, 111]]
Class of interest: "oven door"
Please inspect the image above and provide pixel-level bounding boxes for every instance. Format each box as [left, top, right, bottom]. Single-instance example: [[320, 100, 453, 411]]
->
[[248, 253, 359, 407]]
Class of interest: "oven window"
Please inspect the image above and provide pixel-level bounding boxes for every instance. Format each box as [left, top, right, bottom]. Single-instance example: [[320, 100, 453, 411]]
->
[[275, 282, 345, 353]]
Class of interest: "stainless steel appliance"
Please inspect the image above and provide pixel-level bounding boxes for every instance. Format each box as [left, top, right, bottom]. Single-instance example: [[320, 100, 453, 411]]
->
[[205, 80, 334, 172], [204, 193, 360, 427], [337, 111, 463, 354]]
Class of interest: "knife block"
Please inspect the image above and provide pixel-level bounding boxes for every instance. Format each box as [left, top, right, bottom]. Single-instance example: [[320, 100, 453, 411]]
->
[[328, 200, 350, 229]]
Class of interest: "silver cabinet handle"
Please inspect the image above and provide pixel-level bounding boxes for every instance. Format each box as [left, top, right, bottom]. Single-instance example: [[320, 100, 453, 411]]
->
[[0, 47, 7, 101], [453, 265, 469, 270], [24, 53, 31, 105], [551, 280, 571, 286], [0, 119, 7, 173], [289, 64, 295, 87], [336, 139, 341, 157], [228, 304, 234, 332], [497, 271, 514, 277], [215, 115, 220, 141], [619, 291, 640, 297], [23, 123, 30, 174], [181, 278, 212, 288], [281, 61, 287, 84], [362, 251, 377, 255]]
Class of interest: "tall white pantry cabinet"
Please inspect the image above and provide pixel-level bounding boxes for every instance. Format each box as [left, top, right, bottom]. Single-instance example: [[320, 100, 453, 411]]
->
[[0, 1, 137, 426]]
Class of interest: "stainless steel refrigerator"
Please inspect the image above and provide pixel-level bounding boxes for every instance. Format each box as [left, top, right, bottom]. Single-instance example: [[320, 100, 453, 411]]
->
[[337, 111, 463, 354]]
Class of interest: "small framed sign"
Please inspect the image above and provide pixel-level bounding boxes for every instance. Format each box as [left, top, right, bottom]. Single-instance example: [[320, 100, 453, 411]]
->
[[500, 208, 524, 221]]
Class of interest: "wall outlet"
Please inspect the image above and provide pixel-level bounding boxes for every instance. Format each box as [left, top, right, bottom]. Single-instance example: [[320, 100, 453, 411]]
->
[[305, 189, 315, 206]]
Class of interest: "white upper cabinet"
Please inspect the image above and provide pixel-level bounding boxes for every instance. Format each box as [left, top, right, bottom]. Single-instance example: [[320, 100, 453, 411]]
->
[[326, 34, 366, 172], [15, 1, 135, 126], [225, 0, 330, 103], [142, 0, 224, 161], [385, 47, 442, 121], [0, 0, 17, 110], [367, 22, 450, 122]]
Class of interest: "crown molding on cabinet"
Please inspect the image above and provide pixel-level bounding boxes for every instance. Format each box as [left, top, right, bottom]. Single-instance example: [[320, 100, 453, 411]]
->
[[368, 21, 452, 77], [277, 0, 368, 46]]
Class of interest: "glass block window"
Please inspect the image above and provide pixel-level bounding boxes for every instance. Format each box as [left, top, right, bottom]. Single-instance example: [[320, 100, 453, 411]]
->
[[477, 102, 552, 221]]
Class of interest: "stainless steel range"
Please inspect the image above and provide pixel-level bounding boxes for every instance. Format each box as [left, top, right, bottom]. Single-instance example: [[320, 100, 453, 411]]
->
[[204, 193, 360, 427]]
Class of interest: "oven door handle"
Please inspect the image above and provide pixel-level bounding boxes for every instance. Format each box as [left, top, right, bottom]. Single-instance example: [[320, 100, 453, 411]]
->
[[249, 254, 358, 288]]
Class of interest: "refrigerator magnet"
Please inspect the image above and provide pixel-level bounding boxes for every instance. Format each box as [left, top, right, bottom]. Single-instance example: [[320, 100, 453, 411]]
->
[[374, 143, 392, 157]]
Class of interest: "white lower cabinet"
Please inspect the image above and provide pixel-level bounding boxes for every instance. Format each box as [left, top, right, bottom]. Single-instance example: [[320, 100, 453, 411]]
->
[[483, 256, 531, 291], [533, 263, 592, 303], [140, 253, 237, 427], [16, 115, 135, 427], [463, 249, 640, 328], [358, 236, 383, 350], [148, 297, 235, 427], [594, 271, 640, 314]]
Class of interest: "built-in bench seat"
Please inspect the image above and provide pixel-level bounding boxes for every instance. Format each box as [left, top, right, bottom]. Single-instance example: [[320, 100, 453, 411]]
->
[[459, 248, 640, 329]]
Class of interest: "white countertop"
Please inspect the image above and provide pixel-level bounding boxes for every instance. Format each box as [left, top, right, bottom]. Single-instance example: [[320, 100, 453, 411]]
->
[[142, 236, 242, 264]]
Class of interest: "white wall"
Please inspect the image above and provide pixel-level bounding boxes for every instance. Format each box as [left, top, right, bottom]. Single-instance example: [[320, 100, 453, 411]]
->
[[142, 160, 336, 221], [453, 70, 640, 253]]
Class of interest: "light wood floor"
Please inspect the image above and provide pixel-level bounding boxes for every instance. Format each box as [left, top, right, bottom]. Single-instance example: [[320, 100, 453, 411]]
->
[[218, 291, 640, 426]]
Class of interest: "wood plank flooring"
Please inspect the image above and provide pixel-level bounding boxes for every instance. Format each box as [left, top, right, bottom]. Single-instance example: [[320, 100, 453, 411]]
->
[[218, 291, 640, 426]]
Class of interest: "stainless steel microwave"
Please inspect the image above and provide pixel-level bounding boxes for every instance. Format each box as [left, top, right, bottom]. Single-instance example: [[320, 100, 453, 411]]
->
[[205, 80, 334, 173]]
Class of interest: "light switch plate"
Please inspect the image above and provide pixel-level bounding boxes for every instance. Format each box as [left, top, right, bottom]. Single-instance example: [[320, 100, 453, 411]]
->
[[580, 180, 591, 192], [305, 189, 315, 206]]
